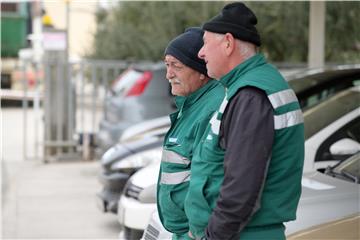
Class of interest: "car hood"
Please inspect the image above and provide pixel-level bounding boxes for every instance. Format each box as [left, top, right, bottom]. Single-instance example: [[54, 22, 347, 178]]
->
[[121, 115, 170, 142], [285, 171, 360, 235]]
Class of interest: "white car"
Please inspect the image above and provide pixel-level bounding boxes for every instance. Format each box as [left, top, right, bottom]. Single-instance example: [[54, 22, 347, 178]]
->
[[117, 87, 360, 239], [117, 161, 164, 239]]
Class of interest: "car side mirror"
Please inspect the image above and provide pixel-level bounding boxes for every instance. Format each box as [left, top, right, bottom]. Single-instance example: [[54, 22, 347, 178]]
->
[[330, 138, 360, 156]]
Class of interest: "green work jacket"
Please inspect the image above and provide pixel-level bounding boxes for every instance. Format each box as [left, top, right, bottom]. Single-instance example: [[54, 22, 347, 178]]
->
[[157, 80, 225, 239], [184, 54, 305, 239]]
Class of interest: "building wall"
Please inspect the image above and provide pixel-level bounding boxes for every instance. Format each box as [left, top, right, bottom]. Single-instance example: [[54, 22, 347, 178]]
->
[[43, 1, 97, 58]]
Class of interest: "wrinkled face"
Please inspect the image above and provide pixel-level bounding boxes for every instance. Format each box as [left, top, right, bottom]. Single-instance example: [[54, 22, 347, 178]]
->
[[164, 55, 205, 96], [198, 31, 226, 80]]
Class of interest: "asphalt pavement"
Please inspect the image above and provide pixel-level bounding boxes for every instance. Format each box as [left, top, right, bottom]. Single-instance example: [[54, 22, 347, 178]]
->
[[2, 107, 120, 239]]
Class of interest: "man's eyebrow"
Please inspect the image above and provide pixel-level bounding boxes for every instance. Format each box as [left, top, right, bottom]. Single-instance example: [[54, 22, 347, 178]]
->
[[170, 59, 180, 64], [164, 60, 182, 66]]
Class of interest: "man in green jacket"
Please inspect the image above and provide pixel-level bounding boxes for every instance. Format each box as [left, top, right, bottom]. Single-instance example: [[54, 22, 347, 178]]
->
[[184, 2, 305, 240], [157, 27, 224, 240]]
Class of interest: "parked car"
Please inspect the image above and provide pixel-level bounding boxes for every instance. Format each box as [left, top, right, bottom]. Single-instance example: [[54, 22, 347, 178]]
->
[[96, 65, 360, 216], [96, 117, 169, 213], [96, 63, 174, 155], [116, 86, 360, 239]]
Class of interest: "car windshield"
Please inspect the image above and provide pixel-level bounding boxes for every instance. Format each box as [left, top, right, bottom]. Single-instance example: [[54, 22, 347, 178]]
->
[[287, 67, 360, 110], [303, 88, 360, 140], [332, 153, 360, 183]]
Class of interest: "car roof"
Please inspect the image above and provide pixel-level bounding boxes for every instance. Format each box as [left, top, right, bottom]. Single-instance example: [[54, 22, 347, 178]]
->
[[287, 64, 360, 88], [288, 64, 360, 96]]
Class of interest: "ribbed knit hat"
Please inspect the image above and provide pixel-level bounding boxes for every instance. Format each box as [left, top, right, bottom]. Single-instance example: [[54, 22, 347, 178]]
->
[[202, 2, 261, 46], [164, 27, 207, 76]]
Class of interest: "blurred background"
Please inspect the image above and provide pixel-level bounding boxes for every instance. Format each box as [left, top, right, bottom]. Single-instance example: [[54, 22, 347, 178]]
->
[[1, 1, 360, 239]]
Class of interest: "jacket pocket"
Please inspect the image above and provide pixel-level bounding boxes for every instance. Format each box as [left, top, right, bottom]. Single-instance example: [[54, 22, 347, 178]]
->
[[184, 176, 212, 236], [158, 183, 188, 233]]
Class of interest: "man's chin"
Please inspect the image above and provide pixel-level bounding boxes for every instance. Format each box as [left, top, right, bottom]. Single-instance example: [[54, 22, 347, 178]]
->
[[207, 72, 218, 80], [171, 89, 185, 96], [171, 89, 178, 96]]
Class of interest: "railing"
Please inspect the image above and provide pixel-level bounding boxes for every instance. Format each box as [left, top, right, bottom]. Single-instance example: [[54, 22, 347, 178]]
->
[[18, 58, 133, 162]]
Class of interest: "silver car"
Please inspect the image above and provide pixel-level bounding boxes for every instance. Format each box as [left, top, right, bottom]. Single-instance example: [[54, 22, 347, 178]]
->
[[96, 63, 174, 155]]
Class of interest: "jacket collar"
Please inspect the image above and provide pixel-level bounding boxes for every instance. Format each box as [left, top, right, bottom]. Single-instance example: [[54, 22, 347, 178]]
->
[[219, 53, 266, 88], [173, 79, 218, 118]]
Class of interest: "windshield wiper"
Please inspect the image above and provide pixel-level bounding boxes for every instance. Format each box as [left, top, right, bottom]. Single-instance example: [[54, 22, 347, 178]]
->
[[325, 167, 357, 183], [342, 170, 359, 183]]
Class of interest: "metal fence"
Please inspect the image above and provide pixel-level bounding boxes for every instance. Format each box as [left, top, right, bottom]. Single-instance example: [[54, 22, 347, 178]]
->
[[20, 57, 132, 162]]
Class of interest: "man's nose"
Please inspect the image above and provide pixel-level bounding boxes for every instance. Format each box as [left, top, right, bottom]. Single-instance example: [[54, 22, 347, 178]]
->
[[166, 68, 174, 80]]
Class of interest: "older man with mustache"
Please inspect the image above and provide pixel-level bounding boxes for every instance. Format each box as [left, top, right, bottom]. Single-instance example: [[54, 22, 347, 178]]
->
[[157, 27, 224, 240]]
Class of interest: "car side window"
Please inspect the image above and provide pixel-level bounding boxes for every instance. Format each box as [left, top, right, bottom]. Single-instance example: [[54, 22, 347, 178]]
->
[[300, 78, 360, 111], [315, 117, 360, 163]]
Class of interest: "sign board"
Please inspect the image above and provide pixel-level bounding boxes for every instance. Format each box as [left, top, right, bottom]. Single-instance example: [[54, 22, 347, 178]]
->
[[43, 31, 67, 51]]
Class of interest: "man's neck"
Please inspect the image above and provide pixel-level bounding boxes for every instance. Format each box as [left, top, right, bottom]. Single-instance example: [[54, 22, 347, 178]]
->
[[221, 52, 256, 78]]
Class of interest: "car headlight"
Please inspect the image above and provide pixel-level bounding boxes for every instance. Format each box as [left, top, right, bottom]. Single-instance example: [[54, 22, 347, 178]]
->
[[123, 180, 156, 203], [124, 180, 144, 200], [110, 147, 162, 171]]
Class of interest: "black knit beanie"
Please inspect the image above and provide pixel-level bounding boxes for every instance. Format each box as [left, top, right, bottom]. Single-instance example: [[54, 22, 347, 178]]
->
[[164, 27, 208, 76], [202, 2, 261, 46]]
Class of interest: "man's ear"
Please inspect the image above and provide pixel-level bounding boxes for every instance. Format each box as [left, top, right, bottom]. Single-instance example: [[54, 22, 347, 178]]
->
[[200, 74, 206, 80], [224, 33, 236, 56]]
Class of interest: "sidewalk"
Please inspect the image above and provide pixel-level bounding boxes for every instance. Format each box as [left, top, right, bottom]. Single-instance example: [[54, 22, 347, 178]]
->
[[2, 108, 120, 239]]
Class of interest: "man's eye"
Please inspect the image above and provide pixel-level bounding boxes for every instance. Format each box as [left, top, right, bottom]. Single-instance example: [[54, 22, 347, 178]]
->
[[174, 65, 183, 70]]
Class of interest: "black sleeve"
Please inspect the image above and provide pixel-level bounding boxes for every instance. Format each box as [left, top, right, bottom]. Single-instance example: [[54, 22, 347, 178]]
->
[[205, 87, 274, 240]]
